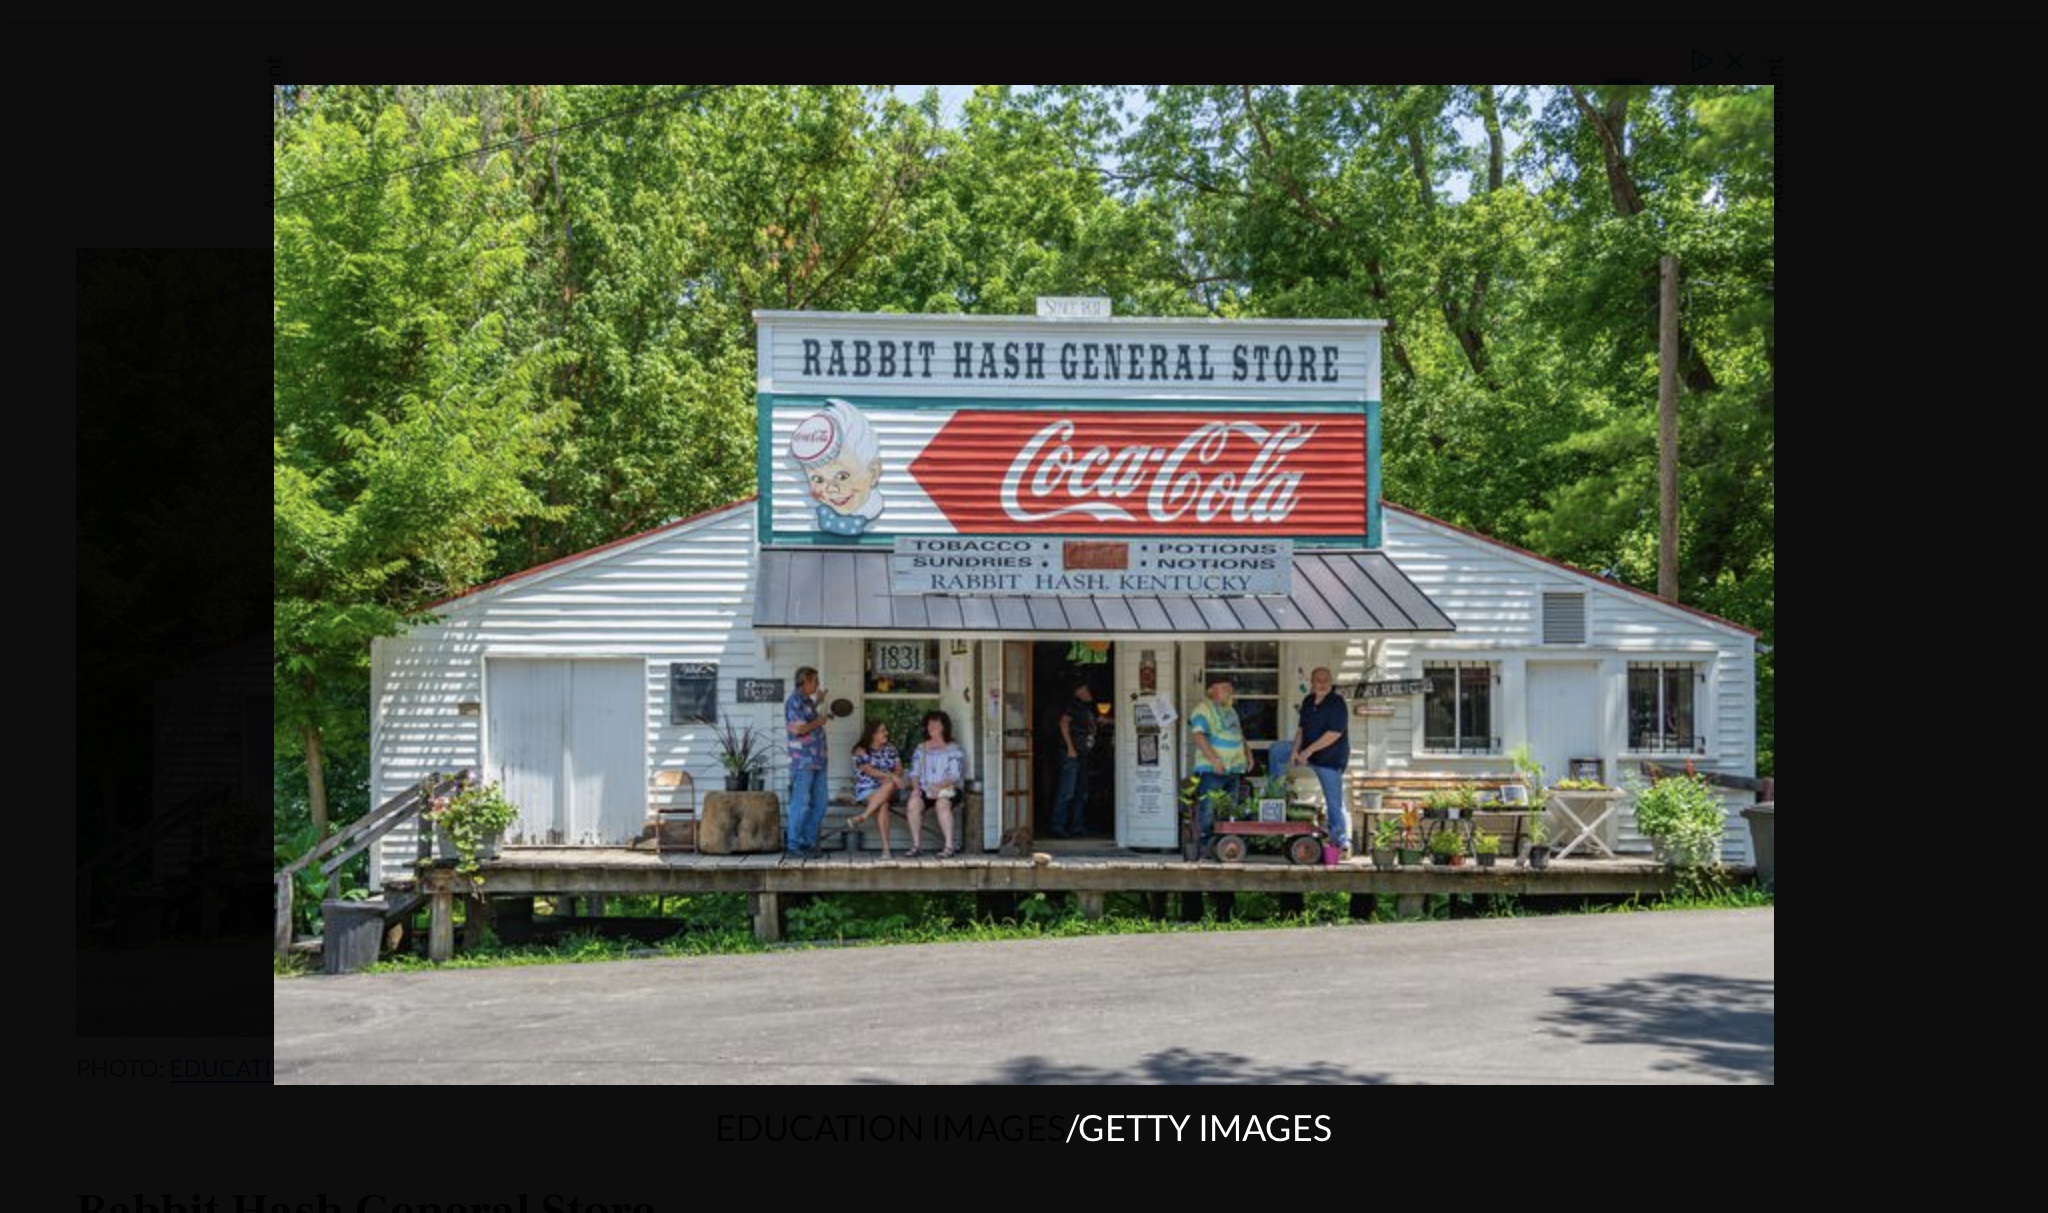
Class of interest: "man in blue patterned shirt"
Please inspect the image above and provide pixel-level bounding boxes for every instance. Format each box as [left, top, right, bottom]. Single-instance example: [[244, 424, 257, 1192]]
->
[[785, 667, 829, 857]]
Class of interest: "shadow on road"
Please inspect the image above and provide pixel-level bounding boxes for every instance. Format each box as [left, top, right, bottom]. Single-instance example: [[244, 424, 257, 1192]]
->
[[1541, 972, 1774, 1083], [852, 1046, 1390, 1085]]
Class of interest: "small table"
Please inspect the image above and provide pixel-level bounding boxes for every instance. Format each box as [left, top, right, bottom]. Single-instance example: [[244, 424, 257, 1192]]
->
[[1356, 807, 1540, 855], [1546, 789, 1625, 859]]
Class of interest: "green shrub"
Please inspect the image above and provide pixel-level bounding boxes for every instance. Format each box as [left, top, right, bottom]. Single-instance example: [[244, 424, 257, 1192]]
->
[[1631, 774, 1725, 868]]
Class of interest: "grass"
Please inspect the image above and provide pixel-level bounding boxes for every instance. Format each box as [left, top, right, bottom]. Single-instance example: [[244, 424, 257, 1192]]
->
[[271, 877, 1772, 976]]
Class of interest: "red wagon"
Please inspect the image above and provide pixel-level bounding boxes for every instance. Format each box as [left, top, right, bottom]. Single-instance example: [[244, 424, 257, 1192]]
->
[[1207, 818, 1329, 865]]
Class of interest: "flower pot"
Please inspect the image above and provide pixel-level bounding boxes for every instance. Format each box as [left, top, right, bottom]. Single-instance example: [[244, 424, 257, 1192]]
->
[[723, 772, 750, 792], [1476, 853, 1496, 868], [1397, 847, 1424, 867], [1527, 844, 1551, 871], [1372, 848, 1396, 870], [434, 823, 500, 863]]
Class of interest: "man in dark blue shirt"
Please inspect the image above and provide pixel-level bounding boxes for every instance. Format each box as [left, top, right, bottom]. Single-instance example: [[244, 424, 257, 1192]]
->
[[1050, 682, 1098, 838], [1268, 667, 1352, 854]]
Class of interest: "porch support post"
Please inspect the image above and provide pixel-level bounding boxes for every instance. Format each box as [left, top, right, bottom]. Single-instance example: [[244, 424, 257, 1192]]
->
[[751, 892, 781, 943]]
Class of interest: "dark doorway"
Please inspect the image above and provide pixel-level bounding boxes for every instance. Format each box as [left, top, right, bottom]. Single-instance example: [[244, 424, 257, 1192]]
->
[[1032, 640, 1114, 838]]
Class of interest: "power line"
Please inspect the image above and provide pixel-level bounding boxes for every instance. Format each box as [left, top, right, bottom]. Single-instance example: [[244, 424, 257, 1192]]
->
[[273, 85, 726, 208]]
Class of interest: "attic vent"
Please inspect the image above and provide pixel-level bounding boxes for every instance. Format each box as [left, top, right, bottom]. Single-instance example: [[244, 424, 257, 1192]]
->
[[1542, 593, 1586, 645]]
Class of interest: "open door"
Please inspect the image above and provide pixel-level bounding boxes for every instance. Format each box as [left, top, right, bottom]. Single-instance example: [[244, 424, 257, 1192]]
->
[[999, 640, 1033, 844]]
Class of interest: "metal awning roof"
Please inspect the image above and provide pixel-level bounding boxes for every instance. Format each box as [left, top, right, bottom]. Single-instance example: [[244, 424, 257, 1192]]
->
[[753, 549, 1455, 635]]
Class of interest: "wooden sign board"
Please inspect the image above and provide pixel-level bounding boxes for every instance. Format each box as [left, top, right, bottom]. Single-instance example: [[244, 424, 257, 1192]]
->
[[736, 678, 785, 704]]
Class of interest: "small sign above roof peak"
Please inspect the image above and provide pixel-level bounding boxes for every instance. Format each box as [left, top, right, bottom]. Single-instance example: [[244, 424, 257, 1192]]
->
[[1036, 296, 1111, 319]]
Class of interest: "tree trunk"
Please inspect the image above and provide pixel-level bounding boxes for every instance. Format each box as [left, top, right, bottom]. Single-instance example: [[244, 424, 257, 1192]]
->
[[1568, 86, 1644, 217], [303, 723, 329, 837], [1475, 85, 1503, 194]]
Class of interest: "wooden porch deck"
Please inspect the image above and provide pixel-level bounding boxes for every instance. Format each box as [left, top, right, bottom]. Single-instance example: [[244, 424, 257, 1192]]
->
[[383, 843, 1720, 955]]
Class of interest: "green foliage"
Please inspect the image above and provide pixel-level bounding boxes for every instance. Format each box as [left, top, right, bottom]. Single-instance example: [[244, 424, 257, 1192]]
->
[[1204, 788, 1244, 822], [1428, 829, 1466, 857], [1508, 744, 1544, 791], [1473, 829, 1501, 856], [1630, 773, 1726, 869], [1371, 816, 1405, 850], [273, 84, 1774, 796], [1422, 786, 1481, 812]]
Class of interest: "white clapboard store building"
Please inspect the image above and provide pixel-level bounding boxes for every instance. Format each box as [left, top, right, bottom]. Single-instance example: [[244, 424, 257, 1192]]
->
[[369, 309, 1761, 884]]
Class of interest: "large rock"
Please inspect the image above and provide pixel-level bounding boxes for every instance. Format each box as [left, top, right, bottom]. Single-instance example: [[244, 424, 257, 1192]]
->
[[701, 790, 783, 854]]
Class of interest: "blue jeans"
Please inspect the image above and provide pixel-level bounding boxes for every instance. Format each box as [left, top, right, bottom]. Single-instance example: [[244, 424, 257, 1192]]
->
[[1194, 770, 1239, 840], [787, 766, 827, 852], [1052, 754, 1090, 835], [1269, 741, 1348, 849]]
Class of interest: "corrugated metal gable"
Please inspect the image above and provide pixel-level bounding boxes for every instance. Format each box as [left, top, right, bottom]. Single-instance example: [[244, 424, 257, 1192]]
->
[[751, 549, 1455, 634]]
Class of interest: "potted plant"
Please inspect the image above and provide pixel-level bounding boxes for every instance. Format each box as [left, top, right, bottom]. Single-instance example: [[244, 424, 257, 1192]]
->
[[1472, 829, 1501, 868], [1525, 807, 1552, 870], [1370, 816, 1404, 870], [1428, 827, 1466, 866], [426, 779, 519, 885], [1509, 744, 1545, 796], [1630, 772, 1726, 869], [1395, 804, 1425, 866], [713, 720, 765, 791], [1421, 789, 1457, 821], [1177, 774, 1203, 862]]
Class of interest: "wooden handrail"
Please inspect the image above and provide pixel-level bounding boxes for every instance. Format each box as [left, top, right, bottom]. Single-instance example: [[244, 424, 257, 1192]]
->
[[273, 769, 471, 956]]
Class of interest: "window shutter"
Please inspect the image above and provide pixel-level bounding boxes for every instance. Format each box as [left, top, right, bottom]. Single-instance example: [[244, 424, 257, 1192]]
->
[[1542, 593, 1585, 644]]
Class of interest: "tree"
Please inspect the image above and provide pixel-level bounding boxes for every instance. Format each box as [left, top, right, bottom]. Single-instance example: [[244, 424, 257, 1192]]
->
[[273, 98, 569, 832]]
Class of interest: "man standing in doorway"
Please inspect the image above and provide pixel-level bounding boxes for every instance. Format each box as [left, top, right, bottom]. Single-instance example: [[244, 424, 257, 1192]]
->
[[785, 666, 829, 858], [1188, 675, 1248, 843], [1050, 681, 1097, 838], [1269, 666, 1352, 855]]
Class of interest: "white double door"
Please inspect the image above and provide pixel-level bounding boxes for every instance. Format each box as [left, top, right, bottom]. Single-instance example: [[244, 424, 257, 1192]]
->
[[486, 657, 644, 845]]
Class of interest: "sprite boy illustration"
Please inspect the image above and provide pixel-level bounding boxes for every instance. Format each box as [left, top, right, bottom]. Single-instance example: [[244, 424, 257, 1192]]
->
[[787, 398, 886, 537]]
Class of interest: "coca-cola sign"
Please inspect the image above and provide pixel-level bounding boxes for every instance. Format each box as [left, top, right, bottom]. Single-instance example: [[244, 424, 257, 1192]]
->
[[909, 411, 1366, 535]]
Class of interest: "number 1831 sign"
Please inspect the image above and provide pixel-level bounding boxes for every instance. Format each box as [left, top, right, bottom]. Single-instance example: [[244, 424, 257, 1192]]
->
[[872, 642, 928, 677]]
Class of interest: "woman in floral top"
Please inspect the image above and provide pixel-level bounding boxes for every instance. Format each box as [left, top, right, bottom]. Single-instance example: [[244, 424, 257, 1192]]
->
[[904, 710, 966, 858], [846, 720, 904, 857]]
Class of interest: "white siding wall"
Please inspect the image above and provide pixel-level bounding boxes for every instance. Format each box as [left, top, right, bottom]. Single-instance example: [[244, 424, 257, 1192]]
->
[[1380, 509, 1760, 864], [370, 504, 770, 883], [364, 497, 1764, 874]]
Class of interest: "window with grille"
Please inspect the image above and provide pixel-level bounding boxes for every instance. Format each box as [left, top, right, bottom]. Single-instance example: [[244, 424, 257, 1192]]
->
[[1543, 593, 1586, 644], [1423, 663, 1498, 755], [1627, 662, 1705, 753], [1204, 641, 1279, 770]]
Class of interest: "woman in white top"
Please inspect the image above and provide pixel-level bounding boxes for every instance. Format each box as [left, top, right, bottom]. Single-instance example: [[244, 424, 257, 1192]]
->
[[904, 709, 965, 858]]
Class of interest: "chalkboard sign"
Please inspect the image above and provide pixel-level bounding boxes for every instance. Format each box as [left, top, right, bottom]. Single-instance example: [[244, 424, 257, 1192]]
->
[[736, 677, 785, 704], [670, 662, 718, 725]]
